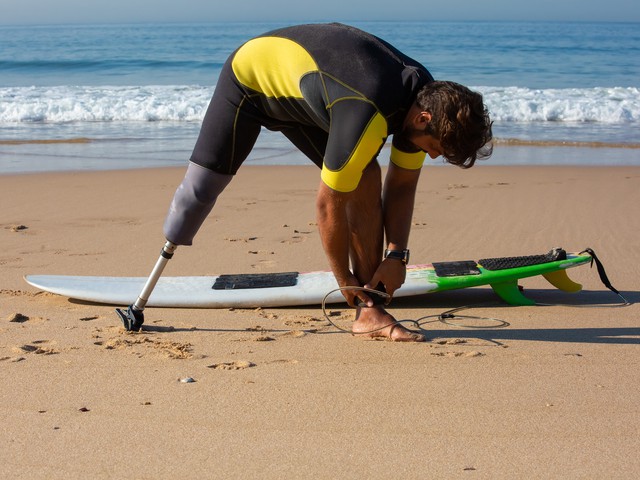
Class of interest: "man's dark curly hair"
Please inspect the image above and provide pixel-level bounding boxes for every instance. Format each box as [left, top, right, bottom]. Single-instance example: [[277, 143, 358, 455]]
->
[[416, 81, 493, 168]]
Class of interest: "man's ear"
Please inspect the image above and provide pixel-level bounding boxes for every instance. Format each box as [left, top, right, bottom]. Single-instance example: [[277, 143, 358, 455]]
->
[[415, 111, 432, 129]]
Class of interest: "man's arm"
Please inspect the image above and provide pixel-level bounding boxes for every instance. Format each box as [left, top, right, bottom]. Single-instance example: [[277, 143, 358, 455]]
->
[[365, 162, 422, 297], [315, 182, 369, 306], [383, 162, 422, 252]]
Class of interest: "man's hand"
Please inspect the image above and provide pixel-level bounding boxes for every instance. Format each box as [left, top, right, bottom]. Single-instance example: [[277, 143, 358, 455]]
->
[[335, 272, 376, 308], [364, 258, 407, 303]]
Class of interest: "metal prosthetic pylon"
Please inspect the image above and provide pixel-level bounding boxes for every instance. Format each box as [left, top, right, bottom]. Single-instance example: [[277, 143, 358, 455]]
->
[[115, 241, 178, 331]]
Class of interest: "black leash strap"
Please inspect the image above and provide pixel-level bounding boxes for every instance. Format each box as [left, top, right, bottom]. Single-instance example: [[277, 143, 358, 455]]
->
[[580, 248, 621, 295]]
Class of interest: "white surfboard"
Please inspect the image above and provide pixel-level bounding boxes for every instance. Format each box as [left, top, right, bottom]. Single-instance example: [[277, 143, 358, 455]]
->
[[25, 249, 595, 309], [24, 267, 439, 308]]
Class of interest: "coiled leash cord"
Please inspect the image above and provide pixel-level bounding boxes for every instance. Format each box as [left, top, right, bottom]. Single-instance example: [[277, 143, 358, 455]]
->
[[321, 287, 510, 335]]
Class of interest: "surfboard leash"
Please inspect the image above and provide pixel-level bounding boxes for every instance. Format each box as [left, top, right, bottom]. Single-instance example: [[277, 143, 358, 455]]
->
[[534, 248, 630, 307], [321, 287, 510, 335], [580, 248, 628, 301]]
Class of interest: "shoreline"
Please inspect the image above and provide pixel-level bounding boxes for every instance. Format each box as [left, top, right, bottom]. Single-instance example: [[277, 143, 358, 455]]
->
[[4, 136, 640, 148], [1, 161, 639, 178], [1, 141, 639, 176], [494, 137, 640, 149]]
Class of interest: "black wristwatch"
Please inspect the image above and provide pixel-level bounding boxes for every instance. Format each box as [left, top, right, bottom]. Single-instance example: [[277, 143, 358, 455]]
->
[[384, 249, 410, 265]]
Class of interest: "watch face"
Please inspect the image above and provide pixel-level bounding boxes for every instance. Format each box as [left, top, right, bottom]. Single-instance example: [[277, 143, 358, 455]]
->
[[385, 249, 409, 264]]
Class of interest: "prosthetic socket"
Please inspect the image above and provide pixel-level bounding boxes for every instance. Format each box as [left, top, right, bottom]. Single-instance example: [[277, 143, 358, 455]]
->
[[163, 162, 233, 245]]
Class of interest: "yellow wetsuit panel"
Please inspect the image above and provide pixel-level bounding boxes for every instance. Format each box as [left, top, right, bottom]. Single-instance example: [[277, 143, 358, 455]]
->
[[321, 112, 388, 192], [231, 37, 319, 98]]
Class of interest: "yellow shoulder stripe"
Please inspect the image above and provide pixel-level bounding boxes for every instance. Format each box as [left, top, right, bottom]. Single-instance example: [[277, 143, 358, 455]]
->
[[321, 112, 387, 192], [231, 37, 318, 98]]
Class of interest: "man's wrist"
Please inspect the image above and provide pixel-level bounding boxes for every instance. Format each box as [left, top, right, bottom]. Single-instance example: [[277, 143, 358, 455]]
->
[[384, 248, 410, 265]]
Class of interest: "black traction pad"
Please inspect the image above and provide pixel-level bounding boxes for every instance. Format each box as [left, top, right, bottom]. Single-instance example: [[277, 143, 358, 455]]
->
[[479, 248, 567, 271], [433, 261, 481, 277], [432, 248, 568, 277], [212, 272, 299, 290]]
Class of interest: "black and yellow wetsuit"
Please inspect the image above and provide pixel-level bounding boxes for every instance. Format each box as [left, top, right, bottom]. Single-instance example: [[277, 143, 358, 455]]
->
[[191, 23, 433, 193]]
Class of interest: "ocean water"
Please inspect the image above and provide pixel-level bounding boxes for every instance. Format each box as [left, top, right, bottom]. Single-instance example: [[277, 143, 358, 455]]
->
[[1, 21, 639, 173]]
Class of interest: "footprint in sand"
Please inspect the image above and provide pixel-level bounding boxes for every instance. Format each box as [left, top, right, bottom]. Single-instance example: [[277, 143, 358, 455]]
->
[[279, 226, 314, 245], [12, 341, 59, 356], [101, 336, 193, 359], [207, 360, 256, 370], [280, 235, 306, 245], [0, 257, 24, 267], [283, 317, 328, 333], [254, 335, 275, 342], [265, 359, 299, 365], [251, 259, 277, 270], [67, 216, 141, 228], [279, 330, 306, 338], [7, 313, 29, 323], [245, 325, 267, 332], [434, 338, 467, 345], [248, 250, 275, 255], [18, 247, 67, 256], [225, 236, 258, 243], [430, 351, 484, 358], [6, 312, 48, 324], [1, 289, 40, 298]]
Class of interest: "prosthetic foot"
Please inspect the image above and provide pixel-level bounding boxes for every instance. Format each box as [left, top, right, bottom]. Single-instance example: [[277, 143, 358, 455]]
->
[[115, 305, 145, 332]]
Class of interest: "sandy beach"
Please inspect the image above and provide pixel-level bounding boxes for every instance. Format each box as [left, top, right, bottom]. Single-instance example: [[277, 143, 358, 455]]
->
[[1, 161, 639, 478]]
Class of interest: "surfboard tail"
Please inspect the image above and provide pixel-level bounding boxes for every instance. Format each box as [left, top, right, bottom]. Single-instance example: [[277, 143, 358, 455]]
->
[[489, 269, 583, 306]]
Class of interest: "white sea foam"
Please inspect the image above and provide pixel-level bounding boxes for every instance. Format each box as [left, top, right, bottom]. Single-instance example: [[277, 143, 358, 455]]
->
[[479, 86, 640, 124], [0, 85, 638, 127], [0, 85, 212, 124]]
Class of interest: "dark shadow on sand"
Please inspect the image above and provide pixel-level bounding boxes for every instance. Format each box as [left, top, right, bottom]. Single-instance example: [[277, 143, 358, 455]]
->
[[391, 287, 639, 346], [68, 286, 638, 343], [421, 326, 640, 345]]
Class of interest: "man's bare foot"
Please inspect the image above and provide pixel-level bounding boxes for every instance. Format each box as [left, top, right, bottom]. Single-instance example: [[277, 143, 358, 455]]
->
[[352, 306, 425, 342]]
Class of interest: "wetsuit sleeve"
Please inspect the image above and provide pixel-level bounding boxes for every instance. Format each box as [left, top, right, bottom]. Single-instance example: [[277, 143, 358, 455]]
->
[[389, 146, 426, 170], [321, 100, 387, 193]]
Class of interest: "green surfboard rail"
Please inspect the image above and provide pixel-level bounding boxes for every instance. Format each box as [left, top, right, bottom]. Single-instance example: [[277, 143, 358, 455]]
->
[[427, 252, 592, 305]]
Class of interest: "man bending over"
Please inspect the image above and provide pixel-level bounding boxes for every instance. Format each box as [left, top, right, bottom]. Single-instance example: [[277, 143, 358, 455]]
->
[[153, 23, 492, 341]]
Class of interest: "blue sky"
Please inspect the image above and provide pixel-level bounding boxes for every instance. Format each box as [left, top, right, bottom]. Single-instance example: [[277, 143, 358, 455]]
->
[[2, 0, 639, 25]]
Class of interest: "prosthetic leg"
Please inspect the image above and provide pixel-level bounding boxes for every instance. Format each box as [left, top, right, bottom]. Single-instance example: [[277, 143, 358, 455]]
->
[[116, 163, 233, 331]]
